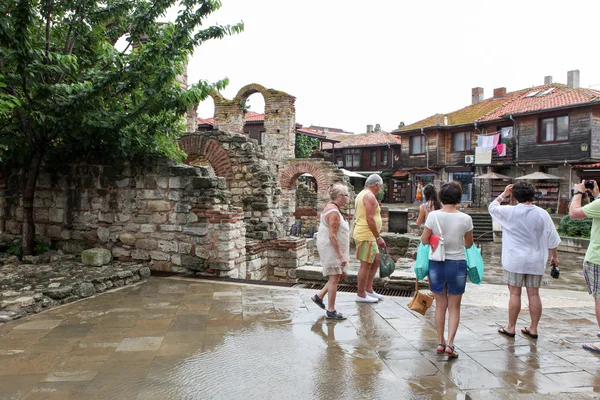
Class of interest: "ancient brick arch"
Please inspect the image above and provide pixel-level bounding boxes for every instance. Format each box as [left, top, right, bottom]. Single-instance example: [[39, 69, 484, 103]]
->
[[178, 131, 286, 240], [179, 135, 233, 183], [279, 159, 353, 227], [208, 83, 296, 175]]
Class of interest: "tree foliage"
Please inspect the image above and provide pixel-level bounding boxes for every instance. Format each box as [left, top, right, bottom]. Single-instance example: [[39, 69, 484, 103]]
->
[[558, 215, 592, 238], [0, 0, 243, 254], [295, 133, 319, 158]]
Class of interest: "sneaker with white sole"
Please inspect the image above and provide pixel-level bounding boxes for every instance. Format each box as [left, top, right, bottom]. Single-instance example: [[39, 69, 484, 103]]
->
[[366, 291, 384, 301], [355, 295, 378, 303]]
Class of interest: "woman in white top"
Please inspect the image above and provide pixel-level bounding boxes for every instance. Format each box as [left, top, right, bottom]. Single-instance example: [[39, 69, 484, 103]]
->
[[489, 182, 561, 340], [421, 182, 474, 358], [312, 184, 351, 320], [416, 184, 442, 227]]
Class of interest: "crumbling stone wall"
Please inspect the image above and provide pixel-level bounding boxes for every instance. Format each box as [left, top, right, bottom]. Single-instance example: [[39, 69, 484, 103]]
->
[[209, 84, 296, 175], [179, 130, 286, 240], [294, 184, 319, 231], [0, 161, 248, 278]]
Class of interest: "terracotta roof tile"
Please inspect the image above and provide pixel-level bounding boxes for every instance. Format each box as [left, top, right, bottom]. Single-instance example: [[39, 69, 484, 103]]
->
[[395, 84, 600, 133], [322, 131, 401, 150], [297, 127, 327, 139]]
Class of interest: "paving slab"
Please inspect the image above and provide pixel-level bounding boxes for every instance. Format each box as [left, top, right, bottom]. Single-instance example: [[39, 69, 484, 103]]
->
[[0, 276, 597, 399]]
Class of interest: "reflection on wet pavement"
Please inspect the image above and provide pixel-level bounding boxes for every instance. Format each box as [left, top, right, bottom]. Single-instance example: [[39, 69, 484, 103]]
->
[[0, 277, 598, 399]]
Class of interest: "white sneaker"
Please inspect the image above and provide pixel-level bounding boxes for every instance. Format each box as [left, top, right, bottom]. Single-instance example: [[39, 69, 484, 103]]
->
[[355, 295, 378, 303], [366, 291, 384, 301]]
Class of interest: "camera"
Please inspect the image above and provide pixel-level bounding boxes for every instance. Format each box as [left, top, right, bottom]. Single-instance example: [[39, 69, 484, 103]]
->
[[585, 180, 596, 190], [550, 260, 560, 279]]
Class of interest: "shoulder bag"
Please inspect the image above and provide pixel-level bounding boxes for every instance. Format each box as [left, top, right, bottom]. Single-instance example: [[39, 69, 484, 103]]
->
[[429, 213, 445, 261], [407, 279, 434, 315]]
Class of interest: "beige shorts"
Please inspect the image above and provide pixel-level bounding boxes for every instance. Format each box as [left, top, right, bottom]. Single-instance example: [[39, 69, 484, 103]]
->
[[503, 270, 543, 288]]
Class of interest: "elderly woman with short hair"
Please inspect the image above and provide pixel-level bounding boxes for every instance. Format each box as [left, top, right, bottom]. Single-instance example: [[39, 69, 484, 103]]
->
[[421, 182, 474, 358], [312, 184, 351, 319], [489, 182, 561, 340]]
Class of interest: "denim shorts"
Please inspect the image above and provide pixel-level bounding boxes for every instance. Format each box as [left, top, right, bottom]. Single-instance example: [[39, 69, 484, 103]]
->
[[429, 259, 468, 295]]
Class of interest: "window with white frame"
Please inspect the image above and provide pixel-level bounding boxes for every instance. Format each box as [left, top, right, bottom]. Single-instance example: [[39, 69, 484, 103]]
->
[[345, 149, 360, 167], [452, 132, 471, 152], [410, 136, 426, 155]]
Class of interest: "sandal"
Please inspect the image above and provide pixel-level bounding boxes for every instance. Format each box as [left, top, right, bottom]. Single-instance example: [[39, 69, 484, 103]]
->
[[498, 328, 515, 338], [582, 343, 600, 354], [311, 294, 325, 310], [326, 310, 347, 320], [521, 328, 538, 339], [436, 344, 446, 354], [445, 345, 459, 358]]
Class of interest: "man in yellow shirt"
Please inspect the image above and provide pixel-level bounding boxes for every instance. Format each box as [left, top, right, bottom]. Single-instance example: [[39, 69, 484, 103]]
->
[[353, 174, 387, 303]]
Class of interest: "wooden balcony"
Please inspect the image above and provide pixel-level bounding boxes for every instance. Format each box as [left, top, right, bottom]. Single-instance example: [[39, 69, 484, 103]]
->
[[491, 142, 515, 164]]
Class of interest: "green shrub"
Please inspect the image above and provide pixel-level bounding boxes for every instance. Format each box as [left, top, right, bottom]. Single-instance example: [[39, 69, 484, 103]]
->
[[558, 216, 592, 238], [4, 238, 51, 258]]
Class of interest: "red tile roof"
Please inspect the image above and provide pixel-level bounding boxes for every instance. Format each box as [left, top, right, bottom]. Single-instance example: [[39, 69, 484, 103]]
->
[[321, 131, 401, 150], [297, 127, 327, 139], [395, 84, 600, 132], [392, 171, 408, 178], [573, 163, 600, 169]]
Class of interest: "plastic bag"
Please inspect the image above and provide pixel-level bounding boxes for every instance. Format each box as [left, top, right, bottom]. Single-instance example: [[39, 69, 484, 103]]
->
[[465, 245, 485, 284], [379, 247, 396, 278], [413, 243, 430, 281]]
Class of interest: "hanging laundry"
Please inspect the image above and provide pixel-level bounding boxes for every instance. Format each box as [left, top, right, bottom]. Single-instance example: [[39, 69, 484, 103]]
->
[[495, 144, 506, 157], [492, 133, 500, 147], [477, 135, 485, 148]]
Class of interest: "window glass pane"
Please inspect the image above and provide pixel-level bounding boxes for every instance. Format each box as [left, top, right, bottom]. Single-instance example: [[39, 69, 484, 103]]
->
[[382, 151, 388, 165], [465, 133, 471, 150], [556, 116, 569, 140], [411, 137, 420, 154], [541, 119, 554, 142], [345, 154, 352, 166], [371, 151, 377, 166], [453, 133, 464, 151]]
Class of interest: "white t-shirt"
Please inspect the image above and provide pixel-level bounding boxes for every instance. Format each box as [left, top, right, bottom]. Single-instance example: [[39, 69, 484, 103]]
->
[[488, 201, 561, 275], [424, 210, 473, 260]]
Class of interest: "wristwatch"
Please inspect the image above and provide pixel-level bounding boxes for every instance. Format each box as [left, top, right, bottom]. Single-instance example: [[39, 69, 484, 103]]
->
[[573, 190, 584, 196]]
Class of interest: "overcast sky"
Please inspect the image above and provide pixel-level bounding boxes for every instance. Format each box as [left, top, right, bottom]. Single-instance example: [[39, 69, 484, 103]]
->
[[179, 0, 600, 134]]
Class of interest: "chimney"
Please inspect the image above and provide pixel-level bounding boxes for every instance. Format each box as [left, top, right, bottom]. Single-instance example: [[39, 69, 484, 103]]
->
[[544, 76, 553, 85], [374, 124, 381, 132], [366, 124, 373, 133], [472, 87, 484, 105], [567, 70, 580, 89], [493, 87, 506, 98]]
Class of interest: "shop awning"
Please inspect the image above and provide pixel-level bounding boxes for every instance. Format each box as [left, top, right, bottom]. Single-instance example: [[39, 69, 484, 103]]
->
[[473, 172, 512, 180], [515, 172, 563, 180], [340, 169, 367, 179], [392, 171, 408, 178]]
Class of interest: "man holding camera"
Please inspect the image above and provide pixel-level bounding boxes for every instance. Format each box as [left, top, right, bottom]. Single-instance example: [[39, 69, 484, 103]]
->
[[569, 179, 600, 354]]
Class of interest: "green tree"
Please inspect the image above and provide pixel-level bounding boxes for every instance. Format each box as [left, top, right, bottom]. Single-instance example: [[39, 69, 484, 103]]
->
[[0, 0, 243, 255], [295, 133, 319, 158]]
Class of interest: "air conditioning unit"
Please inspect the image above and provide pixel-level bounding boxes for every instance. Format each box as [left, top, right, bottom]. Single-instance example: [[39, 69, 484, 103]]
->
[[464, 155, 475, 164]]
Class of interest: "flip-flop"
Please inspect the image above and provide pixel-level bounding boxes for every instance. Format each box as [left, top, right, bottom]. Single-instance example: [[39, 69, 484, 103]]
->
[[436, 344, 446, 354], [521, 328, 538, 339], [498, 328, 515, 338], [445, 345, 459, 358], [311, 294, 325, 310], [582, 343, 600, 354]]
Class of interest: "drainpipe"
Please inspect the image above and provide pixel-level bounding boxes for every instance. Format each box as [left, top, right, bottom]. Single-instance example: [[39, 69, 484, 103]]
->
[[509, 114, 519, 163], [421, 128, 429, 169]]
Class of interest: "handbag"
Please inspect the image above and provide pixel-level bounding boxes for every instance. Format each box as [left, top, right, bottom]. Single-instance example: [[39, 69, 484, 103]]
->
[[379, 247, 395, 278], [429, 213, 445, 261], [464, 244, 484, 284], [407, 279, 434, 315], [413, 242, 430, 281]]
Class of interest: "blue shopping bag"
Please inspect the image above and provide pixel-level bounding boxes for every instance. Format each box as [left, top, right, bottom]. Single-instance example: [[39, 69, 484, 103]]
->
[[465, 245, 485, 285], [413, 243, 430, 281]]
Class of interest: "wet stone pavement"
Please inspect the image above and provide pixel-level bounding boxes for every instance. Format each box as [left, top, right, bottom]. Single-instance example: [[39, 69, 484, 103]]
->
[[0, 277, 599, 399]]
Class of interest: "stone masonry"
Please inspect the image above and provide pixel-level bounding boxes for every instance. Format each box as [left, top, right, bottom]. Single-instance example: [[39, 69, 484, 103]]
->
[[0, 161, 247, 278]]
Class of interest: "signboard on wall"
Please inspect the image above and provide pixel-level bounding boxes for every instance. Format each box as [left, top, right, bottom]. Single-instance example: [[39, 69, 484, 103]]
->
[[475, 148, 492, 165]]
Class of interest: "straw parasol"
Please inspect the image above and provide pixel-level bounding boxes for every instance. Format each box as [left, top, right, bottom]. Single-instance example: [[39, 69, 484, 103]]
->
[[473, 172, 512, 180], [515, 172, 563, 180]]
